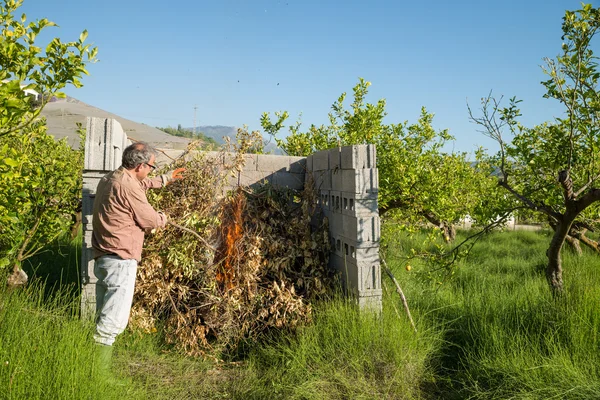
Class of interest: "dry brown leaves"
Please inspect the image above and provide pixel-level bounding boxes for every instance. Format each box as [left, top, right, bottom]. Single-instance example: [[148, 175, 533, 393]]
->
[[131, 135, 335, 358]]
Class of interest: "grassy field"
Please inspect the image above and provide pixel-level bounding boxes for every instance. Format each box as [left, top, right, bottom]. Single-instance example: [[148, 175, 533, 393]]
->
[[1, 229, 600, 399]]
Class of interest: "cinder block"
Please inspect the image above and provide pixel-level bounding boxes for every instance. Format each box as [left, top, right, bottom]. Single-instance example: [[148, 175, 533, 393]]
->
[[306, 154, 313, 171], [339, 238, 379, 264], [84, 117, 129, 171], [342, 215, 381, 243], [358, 294, 383, 311], [328, 213, 344, 237], [312, 149, 329, 171], [328, 254, 382, 298], [239, 170, 273, 187], [313, 170, 331, 191], [80, 248, 95, 286], [82, 193, 95, 217], [274, 172, 304, 190], [318, 190, 330, 211], [329, 190, 342, 213], [289, 157, 307, 173], [341, 192, 378, 217], [256, 154, 290, 172], [83, 177, 101, 193], [329, 147, 341, 170], [328, 253, 359, 297], [341, 168, 378, 194], [340, 144, 376, 169], [331, 168, 343, 191]]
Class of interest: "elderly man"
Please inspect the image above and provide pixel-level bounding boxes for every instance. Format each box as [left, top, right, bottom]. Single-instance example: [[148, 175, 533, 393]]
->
[[92, 141, 184, 346]]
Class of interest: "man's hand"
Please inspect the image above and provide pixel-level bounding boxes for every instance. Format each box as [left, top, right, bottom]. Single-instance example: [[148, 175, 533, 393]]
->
[[162, 168, 186, 186], [167, 168, 186, 185]]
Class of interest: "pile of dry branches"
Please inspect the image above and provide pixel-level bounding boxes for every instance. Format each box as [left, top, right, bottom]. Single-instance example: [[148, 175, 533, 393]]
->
[[130, 138, 335, 357]]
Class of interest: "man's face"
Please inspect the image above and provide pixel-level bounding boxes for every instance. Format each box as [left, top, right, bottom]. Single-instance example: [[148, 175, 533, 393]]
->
[[135, 155, 156, 181]]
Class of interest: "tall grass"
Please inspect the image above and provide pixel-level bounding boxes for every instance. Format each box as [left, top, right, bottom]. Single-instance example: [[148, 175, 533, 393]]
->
[[387, 228, 600, 399], [6, 229, 600, 399], [0, 281, 143, 399], [239, 296, 441, 400]]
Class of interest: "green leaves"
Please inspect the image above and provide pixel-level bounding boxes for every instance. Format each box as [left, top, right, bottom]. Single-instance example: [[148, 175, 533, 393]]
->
[[2, 158, 18, 167], [0, 1, 92, 271], [0, 0, 97, 137], [263, 79, 499, 234]]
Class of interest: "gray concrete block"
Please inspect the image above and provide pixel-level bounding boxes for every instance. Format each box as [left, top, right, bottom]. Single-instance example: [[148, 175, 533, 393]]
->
[[328, 253, 359, 297], [312, 149, 329, 171], [239, 170, 272, 187], [341, 168, 378, 194], [83, 177, 102, 194], [331, 168, 343, 191], [341, 192, 379, 217], [328, 254, 381, 300], [256, 154, 290, 172], [318, 190, 332, 211], [274, 172, 304, 190], [289, 157, 307, 173], [82, 193, 95, 216], [306, 154, 313, 171], [339, 238, 379, 264], [80, 285, 97, 320], [329, 147, 341, 170], [340, 144, 376, 169], [82, 213, 93, 226], [358, 294, 383, 311], [342, 215, 381, 243], [328, 213, 344, 238], [329, 190, 341, 212], [313, 170, 331, 191], [84, 117, 129, 171]]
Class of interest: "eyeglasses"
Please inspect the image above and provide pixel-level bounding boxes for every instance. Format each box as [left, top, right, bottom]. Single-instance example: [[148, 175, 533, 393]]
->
[[144, 162, 157, 171]]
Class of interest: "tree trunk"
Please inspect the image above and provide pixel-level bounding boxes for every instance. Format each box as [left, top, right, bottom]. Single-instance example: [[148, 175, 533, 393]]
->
[[565, 235, 582, 255], [549, 217, 582, 255], [546, 214, 577, 293], [571, 228, 600, 254], [7, 265, 28, 287]]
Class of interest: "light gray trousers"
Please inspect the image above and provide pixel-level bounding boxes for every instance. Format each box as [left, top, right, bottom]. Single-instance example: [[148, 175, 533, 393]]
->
[[93, 255, 138, 346]]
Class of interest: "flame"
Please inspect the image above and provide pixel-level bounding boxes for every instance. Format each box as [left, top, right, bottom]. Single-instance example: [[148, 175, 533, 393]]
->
[[214, 191, 245, 291]]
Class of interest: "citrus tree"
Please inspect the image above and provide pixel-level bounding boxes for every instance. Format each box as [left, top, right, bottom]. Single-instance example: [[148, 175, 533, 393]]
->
[[469, 4, 600, 292], [262, 78, 500, 241], [0, 0, 96, 285]]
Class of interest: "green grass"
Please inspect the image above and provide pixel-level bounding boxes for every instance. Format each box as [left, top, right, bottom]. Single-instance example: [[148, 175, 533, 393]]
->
[[0, 281, 143, 399], [4, 229, 600, 399], [386, 228, 600, 399], [239, 297, 439, 399]]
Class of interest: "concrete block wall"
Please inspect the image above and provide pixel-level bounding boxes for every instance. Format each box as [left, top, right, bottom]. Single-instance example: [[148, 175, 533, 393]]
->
[[307, 144, 382, 311], [81, 117, 131, 316], [82, 117, 382, 315]]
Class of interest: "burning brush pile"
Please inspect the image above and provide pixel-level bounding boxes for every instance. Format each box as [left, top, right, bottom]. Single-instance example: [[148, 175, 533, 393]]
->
[[130, 138, 336, 357]]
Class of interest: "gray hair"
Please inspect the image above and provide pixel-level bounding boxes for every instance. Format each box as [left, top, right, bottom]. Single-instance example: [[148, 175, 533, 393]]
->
[[122, 142, 156, 169]]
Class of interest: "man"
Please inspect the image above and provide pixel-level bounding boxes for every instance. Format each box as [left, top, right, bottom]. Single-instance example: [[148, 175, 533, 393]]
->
[[92, 141, 185, 346]]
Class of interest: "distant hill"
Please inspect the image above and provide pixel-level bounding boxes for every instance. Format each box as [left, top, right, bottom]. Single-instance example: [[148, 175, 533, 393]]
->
[[185, 125, 283, 155], [185, 126, 237, 144], [41, 96, 190, 150]]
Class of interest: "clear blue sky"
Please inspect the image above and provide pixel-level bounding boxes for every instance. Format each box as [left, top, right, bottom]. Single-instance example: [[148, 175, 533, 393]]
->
[[20, 0, 594, 153]]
